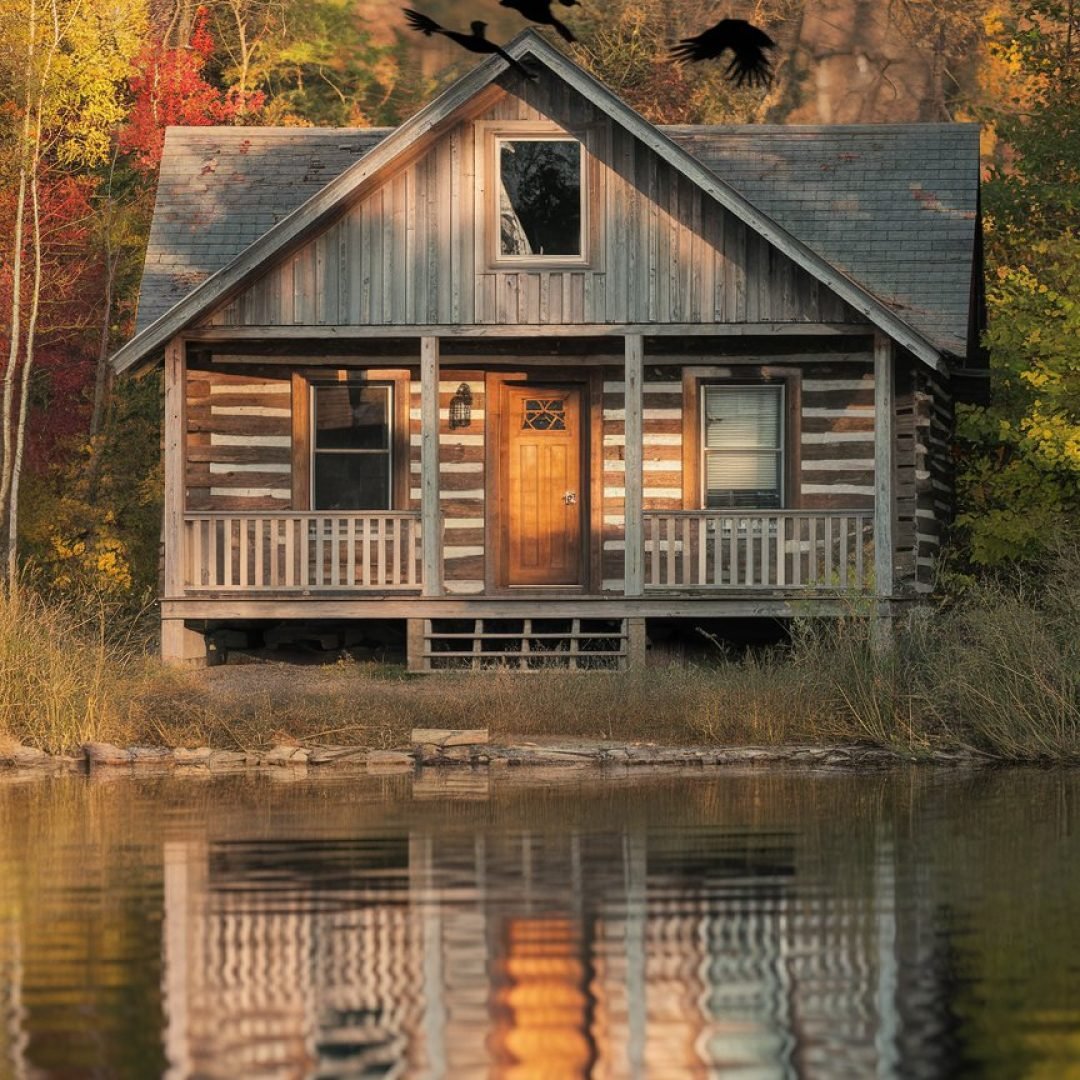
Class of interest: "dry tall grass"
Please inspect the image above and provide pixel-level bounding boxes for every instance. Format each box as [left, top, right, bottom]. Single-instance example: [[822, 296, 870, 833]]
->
[[2, 550, 1078, 759], [0, 587, 143, 753]]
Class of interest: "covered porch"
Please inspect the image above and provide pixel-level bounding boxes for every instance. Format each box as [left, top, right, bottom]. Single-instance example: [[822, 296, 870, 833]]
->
[[161, 329, 898, 667]]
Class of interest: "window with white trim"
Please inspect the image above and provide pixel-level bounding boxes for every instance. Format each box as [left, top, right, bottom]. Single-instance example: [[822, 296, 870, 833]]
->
[[311, 382, 392, 510], [497, 138, 583, 259], [702, 384, 784, 509]]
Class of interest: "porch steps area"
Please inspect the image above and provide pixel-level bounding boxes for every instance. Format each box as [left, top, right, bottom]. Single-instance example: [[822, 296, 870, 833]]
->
[[410, 618, 631, 672]]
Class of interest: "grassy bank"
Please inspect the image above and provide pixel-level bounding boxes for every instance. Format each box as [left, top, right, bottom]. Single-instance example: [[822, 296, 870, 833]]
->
[[1, 552, 1078, 760]]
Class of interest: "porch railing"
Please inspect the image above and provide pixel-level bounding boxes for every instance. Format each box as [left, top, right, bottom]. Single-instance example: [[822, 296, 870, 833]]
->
[[643, 511, 873, 591], [182, 512, 423, 592]]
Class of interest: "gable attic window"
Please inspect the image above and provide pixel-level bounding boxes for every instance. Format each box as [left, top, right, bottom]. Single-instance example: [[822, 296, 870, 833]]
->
[[311, 382, 392, 510], [702, 384, 784, 509], [496, 137, 583, 260]]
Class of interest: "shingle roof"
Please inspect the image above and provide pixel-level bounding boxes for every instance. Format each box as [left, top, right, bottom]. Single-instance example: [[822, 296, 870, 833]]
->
[[137, 127, 391, 330], [137, 121, 979, 356], [664, 124, 980, 355]]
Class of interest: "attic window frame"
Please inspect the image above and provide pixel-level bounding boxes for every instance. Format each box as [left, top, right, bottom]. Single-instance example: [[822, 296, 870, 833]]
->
[[478, 121, 592, 271]]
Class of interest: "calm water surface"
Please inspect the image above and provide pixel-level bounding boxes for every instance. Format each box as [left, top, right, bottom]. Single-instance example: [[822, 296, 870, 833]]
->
[[0, 767, 1078, 1078]]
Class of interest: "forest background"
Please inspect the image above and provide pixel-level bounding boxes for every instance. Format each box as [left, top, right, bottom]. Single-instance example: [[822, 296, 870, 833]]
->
[[0, 0, 1077, 609]]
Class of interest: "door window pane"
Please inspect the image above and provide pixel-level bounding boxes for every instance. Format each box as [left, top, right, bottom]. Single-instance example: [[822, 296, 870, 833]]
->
[[498, 140, 582, 257], [703, 385, 784, 509], [312, 383, 392, 510]]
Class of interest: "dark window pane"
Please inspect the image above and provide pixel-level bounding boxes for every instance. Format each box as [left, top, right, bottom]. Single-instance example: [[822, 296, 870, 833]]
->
[[522, 398, 566, 431], [499, 140, 581, 257], [314, 385, 390, 450], [314, 453, 390, 510]]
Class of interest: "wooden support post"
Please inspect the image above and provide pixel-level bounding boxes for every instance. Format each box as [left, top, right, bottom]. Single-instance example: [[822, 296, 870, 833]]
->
[[163, 337, 186, 601], [161, 619, 207, 667], [874, 332, 895, 602], [420, 336, 442, 597], [161, 338, 194, 666], [624, 335, 644, 597], [625, 617, 647, 670], [407, 618, 427, 673]]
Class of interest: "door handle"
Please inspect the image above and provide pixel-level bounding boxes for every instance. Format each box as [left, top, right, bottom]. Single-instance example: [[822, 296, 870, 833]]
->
[[564, 491, 577, 505]]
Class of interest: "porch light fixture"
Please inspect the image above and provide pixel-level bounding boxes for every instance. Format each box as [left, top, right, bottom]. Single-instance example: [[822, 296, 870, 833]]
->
[[449, 383, 473, 429]]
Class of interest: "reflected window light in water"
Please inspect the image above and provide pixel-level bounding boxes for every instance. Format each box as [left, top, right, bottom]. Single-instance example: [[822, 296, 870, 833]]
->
[[1, 772, 1080, 1077]]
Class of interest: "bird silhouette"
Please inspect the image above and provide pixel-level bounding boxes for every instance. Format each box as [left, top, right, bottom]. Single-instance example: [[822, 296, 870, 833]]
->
[[403, 10, 538, 80], [670, 18, 777, 88], [499, 0, 576, 43]]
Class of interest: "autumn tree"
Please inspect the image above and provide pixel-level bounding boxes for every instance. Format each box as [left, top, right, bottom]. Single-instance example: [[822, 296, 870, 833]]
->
[[954, 1, 1080, 565], [0, 0, 146, 588], [565, 0, 801, 124], [195, 0, 404, 126]]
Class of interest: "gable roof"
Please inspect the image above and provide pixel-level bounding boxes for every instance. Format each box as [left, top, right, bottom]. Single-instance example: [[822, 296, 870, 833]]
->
[[113, 30, 979, 374]]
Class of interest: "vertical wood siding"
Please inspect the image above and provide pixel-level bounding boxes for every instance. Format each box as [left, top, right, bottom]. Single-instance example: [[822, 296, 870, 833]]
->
[[203, 76, 861, 330], [186, 370, 292, 511]]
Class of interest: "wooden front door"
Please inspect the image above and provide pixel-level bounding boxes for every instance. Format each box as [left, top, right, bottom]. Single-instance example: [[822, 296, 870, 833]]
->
[[503, 385, 584, 586]]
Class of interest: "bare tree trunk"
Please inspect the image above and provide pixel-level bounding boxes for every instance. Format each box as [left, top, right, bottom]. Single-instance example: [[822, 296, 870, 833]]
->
[[5, 0, 59, 587], [90, 253, 117, 440], [8, 148, 43, 585], [0, 0, 36, 589]]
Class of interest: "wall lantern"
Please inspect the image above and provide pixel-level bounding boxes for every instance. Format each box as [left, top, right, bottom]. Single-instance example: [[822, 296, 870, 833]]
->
[[449, 383, 473, 429]]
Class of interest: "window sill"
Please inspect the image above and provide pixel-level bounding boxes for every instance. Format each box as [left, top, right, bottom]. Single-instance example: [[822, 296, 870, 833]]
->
[[489, 257, 594, 272]]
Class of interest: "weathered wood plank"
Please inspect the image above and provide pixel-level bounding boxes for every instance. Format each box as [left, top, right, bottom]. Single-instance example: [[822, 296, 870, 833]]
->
[[874, 333, 895, 599], [421, 337, 442, 596], [623, 334, 644, 596]]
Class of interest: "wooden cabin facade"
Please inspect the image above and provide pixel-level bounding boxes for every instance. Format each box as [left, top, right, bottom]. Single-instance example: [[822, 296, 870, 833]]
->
[[111, 32, 983, 669]]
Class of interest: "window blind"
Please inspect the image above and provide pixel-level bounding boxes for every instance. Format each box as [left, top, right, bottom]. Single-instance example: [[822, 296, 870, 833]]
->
[[703, 384, 783, 509]]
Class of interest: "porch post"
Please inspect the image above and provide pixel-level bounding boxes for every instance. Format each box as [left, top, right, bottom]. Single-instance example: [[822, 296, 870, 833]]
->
[[161, 336, 206, 665], [420, 336, 442, 597], [873, 332, 895, 600], [623, 334, 644, 597]]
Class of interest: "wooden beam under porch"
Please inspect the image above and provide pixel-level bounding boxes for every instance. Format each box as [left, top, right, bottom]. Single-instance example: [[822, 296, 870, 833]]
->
[[161, 595, 877, 622]]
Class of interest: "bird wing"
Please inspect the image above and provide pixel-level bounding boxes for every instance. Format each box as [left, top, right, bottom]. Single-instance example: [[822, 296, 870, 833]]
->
[[670, 18, 775, 85], [403, 8, 443, 35]]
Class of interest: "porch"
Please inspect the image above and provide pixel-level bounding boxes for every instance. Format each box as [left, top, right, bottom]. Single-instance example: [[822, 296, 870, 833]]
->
[[161, 331, 899, 667]]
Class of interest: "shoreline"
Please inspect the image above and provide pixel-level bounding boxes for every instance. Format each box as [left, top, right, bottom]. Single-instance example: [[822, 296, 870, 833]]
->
[[1, 738, 994, 774]]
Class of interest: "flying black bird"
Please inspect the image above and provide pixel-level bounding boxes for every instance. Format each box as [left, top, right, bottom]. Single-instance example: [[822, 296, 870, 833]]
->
[[499, 0, 575, 43], [670, 18, 777, 88], [403, 10, 538, 80]]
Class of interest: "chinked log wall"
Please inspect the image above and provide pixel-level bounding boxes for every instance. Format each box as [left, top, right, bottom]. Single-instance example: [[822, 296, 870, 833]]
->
[[184, 347, 928, 596], [600, 357, 882, 590]]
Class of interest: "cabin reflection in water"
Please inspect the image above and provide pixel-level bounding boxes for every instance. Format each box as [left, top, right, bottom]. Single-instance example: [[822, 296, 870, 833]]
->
[[160, 827, 927, 1078]]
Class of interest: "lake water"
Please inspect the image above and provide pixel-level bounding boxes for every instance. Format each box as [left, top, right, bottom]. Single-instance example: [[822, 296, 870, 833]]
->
[[0, 767, 1078, 1078]]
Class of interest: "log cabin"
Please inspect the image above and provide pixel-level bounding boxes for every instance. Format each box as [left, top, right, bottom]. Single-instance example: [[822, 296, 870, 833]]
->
[[110, 30, 984, 670]]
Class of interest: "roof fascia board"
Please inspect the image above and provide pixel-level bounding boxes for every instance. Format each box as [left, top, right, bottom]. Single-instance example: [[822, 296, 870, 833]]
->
[[506, 33, 945, 372], [113, 27, 946, 374], [110, 52, 512, 373]]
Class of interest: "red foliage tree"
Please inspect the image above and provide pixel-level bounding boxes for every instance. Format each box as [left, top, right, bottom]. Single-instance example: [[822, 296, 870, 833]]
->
[[0, 172, 103, 469], [119, 6, 265, 172]]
